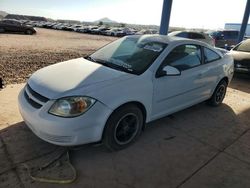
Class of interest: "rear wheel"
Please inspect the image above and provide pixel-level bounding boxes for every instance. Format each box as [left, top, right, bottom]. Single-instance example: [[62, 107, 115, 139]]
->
[[103, 104, 143, 151], [207, 80, 228, 106]]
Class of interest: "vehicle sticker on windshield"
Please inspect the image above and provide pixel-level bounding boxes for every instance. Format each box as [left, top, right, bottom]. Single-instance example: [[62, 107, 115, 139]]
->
[[109, 58, 132, 69], [143, 44, 163, 52]]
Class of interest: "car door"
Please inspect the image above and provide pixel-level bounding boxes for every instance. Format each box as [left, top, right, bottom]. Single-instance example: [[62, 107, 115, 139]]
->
[[11, 21, 23, 32], [152, 44, 208, 120], [0, 20, 11, 31], [201, 47, 223, 93], [4, 21, 19, 32]]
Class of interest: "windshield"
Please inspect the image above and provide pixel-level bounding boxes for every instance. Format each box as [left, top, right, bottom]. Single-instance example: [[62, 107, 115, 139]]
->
[[87, 36, 167, 75], [233, 40, 250, 52]]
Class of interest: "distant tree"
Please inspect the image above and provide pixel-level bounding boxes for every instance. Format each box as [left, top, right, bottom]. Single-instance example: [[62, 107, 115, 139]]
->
[[98, 21, 103, 26]]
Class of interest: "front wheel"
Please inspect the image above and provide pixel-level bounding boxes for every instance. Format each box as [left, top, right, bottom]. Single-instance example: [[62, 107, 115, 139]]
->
[[207, 80, 228, 106], [25, 29, 33, 35], [103, 105, 144, 151], [0, 28, 5, 33]]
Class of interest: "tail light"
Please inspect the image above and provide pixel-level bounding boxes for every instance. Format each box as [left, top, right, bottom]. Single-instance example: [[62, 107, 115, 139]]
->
[[212, 38, 216, 46]]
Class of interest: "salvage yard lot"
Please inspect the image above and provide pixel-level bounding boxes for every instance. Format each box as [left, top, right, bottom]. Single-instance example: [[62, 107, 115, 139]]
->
[[0, 28, 116, 84], [0, 28, 250, 188]]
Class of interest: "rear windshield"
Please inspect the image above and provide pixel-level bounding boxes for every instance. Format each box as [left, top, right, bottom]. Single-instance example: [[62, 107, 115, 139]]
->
[[233, 40, 250, 52], [223, 31, 239, 38], [209, 31, 239, 39]]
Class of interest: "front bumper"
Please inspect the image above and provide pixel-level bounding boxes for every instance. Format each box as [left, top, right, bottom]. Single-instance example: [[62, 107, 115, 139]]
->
[[18, 88, 112, 146], [234, 63, 250, 74], [234, 67, 250, 74]]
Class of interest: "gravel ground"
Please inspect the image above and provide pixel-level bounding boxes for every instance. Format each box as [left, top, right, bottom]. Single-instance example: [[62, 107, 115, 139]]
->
[[0, 28, 116, 85]]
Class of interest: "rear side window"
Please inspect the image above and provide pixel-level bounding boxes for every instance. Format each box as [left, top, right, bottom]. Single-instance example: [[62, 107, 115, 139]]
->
[[2, 20, 10, 24], [162, 44, 202, 71], [190, 33, 205, 39], [223, 31, 239, 39], [204, 48, 221, 63], [176, 32, 189, 38]]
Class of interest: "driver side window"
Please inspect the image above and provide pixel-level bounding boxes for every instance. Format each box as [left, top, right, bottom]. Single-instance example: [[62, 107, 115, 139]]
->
[[161, 44, 202, 71]]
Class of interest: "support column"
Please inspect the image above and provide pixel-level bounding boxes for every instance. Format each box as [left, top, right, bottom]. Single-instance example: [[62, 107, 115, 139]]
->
[[238, 0, 250, 42], [159, 0, 173, 35]]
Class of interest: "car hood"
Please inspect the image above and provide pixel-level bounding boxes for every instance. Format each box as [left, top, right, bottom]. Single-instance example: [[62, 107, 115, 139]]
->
[[28, 58, 130, 99]]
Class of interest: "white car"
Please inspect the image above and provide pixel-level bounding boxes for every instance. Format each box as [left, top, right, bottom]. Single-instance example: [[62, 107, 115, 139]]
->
[[169, 31, 215, 46], [18, 35, 234, 150]]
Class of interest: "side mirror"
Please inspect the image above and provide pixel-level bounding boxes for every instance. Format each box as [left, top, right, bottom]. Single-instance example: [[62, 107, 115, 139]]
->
[[156, 65, 181, 78], [163, 66, 181, 76]]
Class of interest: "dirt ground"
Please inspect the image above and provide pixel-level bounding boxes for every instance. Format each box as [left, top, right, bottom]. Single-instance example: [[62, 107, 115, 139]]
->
[[0, 29, 250, 188], [0, 28, 116, 84]]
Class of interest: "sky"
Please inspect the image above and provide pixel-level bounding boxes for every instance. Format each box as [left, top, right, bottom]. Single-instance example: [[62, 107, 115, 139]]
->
[[0, 0, 248, 29]]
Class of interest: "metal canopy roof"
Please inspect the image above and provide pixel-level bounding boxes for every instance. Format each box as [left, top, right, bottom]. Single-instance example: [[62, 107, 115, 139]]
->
[[159, 0, 250, 43]]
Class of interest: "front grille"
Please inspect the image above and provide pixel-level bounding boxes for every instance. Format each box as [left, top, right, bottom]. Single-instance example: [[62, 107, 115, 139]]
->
[[24, 84, 49, 109], [234, 60, 250, 68], [24, 91, 42, 109], [26, 84, 49, 103]]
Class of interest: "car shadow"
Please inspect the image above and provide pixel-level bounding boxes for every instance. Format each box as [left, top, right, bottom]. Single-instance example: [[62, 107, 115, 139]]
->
[[1, 103, 250, 187], [229, 73, 250, 93], [0, 32, 33, 35]]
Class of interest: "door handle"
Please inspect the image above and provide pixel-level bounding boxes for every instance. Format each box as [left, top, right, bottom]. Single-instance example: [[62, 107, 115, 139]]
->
[[197, 72, 205, 77]]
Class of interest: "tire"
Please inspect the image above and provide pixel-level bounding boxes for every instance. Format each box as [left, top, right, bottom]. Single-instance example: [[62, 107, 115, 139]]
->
[[0, 28, 5, 33], [103, 104, 144, 151], [207, 80, 228, 106], [25, 29, 33, 35]]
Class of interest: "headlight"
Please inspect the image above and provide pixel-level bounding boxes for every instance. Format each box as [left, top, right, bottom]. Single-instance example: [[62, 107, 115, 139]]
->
[[49, 96, 96, 117]]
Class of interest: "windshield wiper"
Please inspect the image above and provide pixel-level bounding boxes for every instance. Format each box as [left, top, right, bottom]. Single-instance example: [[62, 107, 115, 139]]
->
[[85, 56, 97, 63], [85, 56, 135, 74]]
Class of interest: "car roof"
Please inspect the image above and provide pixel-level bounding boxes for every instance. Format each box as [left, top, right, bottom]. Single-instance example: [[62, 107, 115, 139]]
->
[[128, 34, 203, 45], [211, 30, 239, 33], [126, 34, 221, 55], [2, 19, 20, 22], [169, 30, 207, 35]]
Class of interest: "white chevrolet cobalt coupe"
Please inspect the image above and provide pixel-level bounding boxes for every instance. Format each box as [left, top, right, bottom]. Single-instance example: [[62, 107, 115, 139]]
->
[[18, 35, 234, 150]]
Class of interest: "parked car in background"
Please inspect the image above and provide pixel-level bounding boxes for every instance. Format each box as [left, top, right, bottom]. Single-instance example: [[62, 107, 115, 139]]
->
[[103, 28, 134, 37], [84, 26, 98, 33], [136, 29, 158, 35], [18, 35, 234, 151], [0, 19, 36, 34], [75, 26, 89, 33], [230, 39, 250, 74], [91, 26, 110, 35], [168, 31, 214, 46], [104, 28, 121, 36], [208, 30, 239, 49], [61, 24, 73, 31], [44, 22, 57, 29], [52, 23, 64, 30], [71, 25, 83, 32]]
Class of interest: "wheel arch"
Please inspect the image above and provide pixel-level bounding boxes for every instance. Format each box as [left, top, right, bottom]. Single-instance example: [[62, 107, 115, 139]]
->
[[220, 76, 229, 85], [101, 101, 147, 140], [207, 76, 229, 106], [211, 76, 229, 95]]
